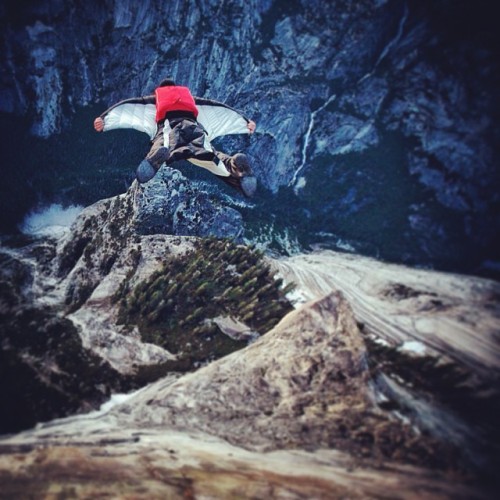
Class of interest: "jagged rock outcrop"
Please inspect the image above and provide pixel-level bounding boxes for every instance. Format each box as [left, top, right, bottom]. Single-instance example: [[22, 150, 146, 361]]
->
[[272, 250, 500, 380], [0, 182, 289, 433], [1, 202, 499, 496], [272, 249, 500, 477], [132, 167, 243, 238], [117, 291, 462, 469], [0, 241, 133, 433]]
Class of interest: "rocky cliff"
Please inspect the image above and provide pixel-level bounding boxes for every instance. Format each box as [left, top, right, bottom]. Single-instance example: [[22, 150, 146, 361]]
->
[[0, 176, 293, 433], [1, 291, 496, 499], [1, 2, 499, 496], [1, 176, 499, 497], [1, 0, 499, 272]]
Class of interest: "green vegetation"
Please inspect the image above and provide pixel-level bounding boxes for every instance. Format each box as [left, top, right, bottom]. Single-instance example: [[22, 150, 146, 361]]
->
[[115, 237, 294, 370]]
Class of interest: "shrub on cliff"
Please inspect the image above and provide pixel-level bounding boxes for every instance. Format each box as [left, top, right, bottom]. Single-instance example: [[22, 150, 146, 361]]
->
[[115, 237, 294, 370]]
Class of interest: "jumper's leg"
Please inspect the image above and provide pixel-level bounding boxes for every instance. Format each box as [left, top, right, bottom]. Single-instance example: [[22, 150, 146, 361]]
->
[[136, 122, 171, 183], [186, 134, 257, 197]]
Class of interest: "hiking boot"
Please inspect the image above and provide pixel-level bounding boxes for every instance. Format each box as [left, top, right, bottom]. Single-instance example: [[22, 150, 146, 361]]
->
[[136, 160, 157, 183], [229, 153, 251, 177], [222, 153, 256, 197], [137, 147, 169, 183]]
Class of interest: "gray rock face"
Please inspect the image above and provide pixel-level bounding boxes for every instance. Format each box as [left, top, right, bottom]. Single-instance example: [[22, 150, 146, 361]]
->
[[0, 178, 270, 433], [50, 184, 245, 375], [272, 250, 500, 380], [1, 184, 499, 495], [2, 1, 497, 185], [122, 292, 372, 452], [1, 0, 499, 269], [0, 241, 133, 433], [116, 289, 467, 473], [0, 435, 475, 500]]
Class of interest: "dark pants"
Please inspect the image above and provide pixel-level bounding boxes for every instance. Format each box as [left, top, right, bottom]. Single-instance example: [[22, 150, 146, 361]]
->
[[146, 117, 231, 177]]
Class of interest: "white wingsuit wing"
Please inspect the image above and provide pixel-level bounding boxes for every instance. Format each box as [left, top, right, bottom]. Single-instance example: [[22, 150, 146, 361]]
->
[[100, 96, 251, 141], [102, 101, 158, 139], [196, 104, 250, 140]]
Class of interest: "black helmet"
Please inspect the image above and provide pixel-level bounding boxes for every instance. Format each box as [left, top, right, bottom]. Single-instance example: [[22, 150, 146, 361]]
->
[[158, 78, 175, 87]]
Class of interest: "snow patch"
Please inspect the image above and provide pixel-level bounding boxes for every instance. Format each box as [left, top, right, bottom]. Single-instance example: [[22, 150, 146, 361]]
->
[[98, 390, 144, 413], [373, 337, 391, 347], [334, 238, 356, 252], [399, 340, 426, 355], [285, 286, 309, 307], [20, 203, 84, 237], [294, 176, 307, 192]]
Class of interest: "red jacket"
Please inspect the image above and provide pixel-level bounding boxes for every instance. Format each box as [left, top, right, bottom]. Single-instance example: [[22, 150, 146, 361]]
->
[[155, 86, 199, 121]]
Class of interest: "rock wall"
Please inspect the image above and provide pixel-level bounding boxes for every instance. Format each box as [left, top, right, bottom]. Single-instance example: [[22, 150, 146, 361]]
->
[[0, 180, 288, 433], [2, 1, 497, 188], [272, 249, 500, 380], [132, 167, 244, 238], [1, 0, 499, 268]]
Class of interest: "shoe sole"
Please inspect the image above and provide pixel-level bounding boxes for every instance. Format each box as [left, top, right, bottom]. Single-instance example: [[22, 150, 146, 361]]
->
[[136, 160, 157, 183], [240, 176, 257, 197]]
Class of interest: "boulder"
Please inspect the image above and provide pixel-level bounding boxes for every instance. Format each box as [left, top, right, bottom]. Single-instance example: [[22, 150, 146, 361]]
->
[[132, 167, 244, 239]]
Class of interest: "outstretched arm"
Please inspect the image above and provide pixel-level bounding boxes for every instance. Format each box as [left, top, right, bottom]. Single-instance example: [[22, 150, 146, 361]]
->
[[94, 96, 157, 139], [194, 97, 256, 140]]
